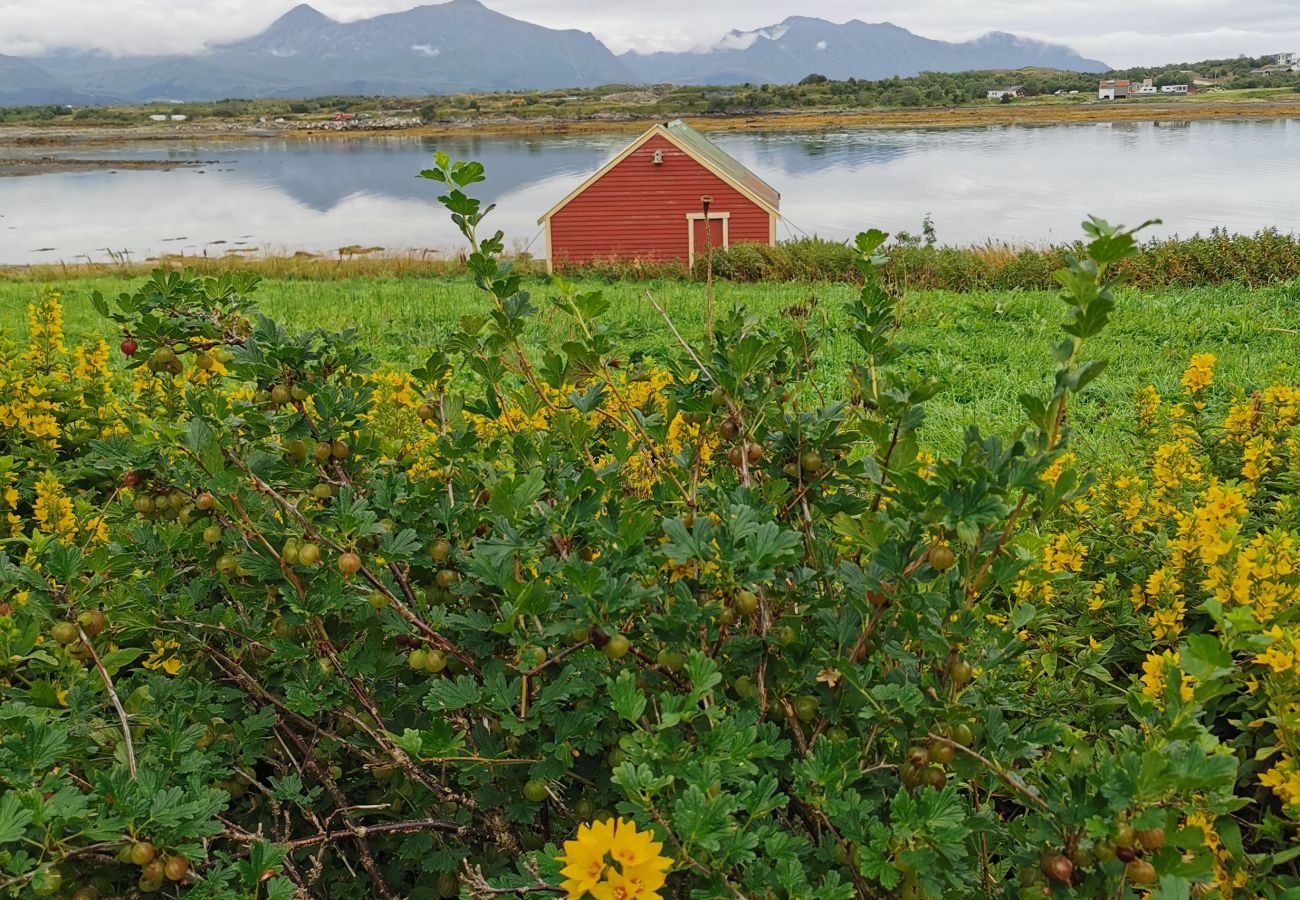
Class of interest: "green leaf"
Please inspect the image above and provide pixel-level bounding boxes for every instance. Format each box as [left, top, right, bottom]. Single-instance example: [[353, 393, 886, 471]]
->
[[422, 676, 481, 712], [0, 793, 33, 844], [608, 670, 647, 724], [1179, 634, 1234, 683]]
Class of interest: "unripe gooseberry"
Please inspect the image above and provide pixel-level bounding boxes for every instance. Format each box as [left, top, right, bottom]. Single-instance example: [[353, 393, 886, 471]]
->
[[603, 634, 630, 659], [735, 589, 759, 615], [338, 551, 362, 576], [77, 610, 106, 638], [1136, 827, 1165, 850], [928, 544, 956, 572], [129, 841, 157, 866], [1126, 860, 1157, 884]]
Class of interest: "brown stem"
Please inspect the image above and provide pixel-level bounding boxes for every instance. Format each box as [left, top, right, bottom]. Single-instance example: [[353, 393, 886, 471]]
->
[[279, 725, 393, 899], [929, 732, 1051, 815], [523, 639, 589, 677]]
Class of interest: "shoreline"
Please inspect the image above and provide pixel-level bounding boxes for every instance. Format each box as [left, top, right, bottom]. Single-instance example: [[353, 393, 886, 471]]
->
[[0, 156, 213, 176], [2, 97, 1298, 147]]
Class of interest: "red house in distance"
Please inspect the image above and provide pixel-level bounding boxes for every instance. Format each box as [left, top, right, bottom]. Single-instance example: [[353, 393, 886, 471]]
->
[[539, 119, 780, 273]]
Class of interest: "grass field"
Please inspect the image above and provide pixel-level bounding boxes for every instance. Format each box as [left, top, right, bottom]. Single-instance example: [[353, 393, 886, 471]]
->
[[2, 274, 1296, 458]]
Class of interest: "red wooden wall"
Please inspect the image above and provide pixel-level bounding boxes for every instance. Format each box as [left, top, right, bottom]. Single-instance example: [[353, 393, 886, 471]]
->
[[548, 134, 773, 267]]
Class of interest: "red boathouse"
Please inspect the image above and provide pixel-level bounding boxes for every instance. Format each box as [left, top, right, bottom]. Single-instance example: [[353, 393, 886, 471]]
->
[[539, 119, 780, 273]]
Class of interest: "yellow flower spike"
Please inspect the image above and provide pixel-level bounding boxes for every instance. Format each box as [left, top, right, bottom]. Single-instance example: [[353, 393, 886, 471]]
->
[[1181, 353, 1216, 395]]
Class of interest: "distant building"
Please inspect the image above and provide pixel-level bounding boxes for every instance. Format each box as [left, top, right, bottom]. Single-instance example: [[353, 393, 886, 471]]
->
[[1160, 84, 1190, 94], [1133, 79, 1158, 95], [333, 113, 355, 121], [148, 114, 167, 121], [170, 114, 187, 121], [1098, 80, 1131, 100], [986, 86, 1026, 100]]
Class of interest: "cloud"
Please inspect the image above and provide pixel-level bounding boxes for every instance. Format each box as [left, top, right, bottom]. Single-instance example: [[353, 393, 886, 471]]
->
[[410, 43, 441, 56], [0, 0, 1296, 67]]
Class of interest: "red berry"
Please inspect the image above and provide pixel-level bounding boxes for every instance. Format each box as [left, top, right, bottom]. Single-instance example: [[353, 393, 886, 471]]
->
[[120, 339, 138, 356]]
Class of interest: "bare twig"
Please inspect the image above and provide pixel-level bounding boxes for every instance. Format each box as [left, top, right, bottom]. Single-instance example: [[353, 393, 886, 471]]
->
[[78, 624, 136, 777]]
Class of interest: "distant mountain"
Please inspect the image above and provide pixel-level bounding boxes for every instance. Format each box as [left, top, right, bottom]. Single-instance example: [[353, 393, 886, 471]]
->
[[0, 54, 96, 105], [15, 1, 635, 103], [622, 17, 1108, 85], [211, 1, 637, 96], [0, 2, 1107, 106]]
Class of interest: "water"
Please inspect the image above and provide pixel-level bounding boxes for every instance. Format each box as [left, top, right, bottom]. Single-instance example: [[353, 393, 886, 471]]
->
[[3, 118, 1298, 264]]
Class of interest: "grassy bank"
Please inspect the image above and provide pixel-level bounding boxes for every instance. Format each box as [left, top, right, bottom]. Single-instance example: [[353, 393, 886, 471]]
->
[[3, 275, 1296, 458], [6, 229, 1298, 293]]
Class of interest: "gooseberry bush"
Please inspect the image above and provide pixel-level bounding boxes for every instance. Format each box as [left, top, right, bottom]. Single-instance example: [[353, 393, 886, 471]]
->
[[0, 154, 1297, 899]]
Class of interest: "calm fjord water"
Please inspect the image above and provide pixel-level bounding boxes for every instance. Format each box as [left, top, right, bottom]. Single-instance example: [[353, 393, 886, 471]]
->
[[3, 118, 1297, 265]]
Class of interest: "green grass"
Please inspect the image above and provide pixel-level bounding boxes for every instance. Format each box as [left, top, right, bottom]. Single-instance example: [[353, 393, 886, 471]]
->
[[3, 275, 1297, 460]]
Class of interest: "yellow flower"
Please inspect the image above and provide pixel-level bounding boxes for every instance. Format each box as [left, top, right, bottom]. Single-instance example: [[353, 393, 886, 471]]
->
[[142, 638, 183, 676], [558, 817, 672, 900], [33, 471, 77, 541], [1040, 452, 1075, 488], [560, 819, 614, 894], [916, 451, 935, 480], [1041, 532, 1086, 573], [1181, 353, 1216, 395], [1260, 755, 1300, 810], [1136, 384, 1161, 428]]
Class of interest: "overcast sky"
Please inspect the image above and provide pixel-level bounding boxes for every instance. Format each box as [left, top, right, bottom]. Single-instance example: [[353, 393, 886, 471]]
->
[[1, 0, 1296, 66]]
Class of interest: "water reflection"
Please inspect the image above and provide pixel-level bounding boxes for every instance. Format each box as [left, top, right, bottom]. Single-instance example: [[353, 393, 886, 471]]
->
[[1, 119, 1296, 264]]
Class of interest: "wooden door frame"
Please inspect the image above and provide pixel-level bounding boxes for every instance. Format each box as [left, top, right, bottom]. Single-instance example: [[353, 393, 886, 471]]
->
[[686, 212, 730, 267]]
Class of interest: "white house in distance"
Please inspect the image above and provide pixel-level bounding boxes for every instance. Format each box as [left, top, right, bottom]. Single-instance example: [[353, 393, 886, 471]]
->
[[1133, 79, 1158, 95], [987, 86, 1026, 100], [1161, 84, 1190, 94], [1098, 80, 1131, 99]]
